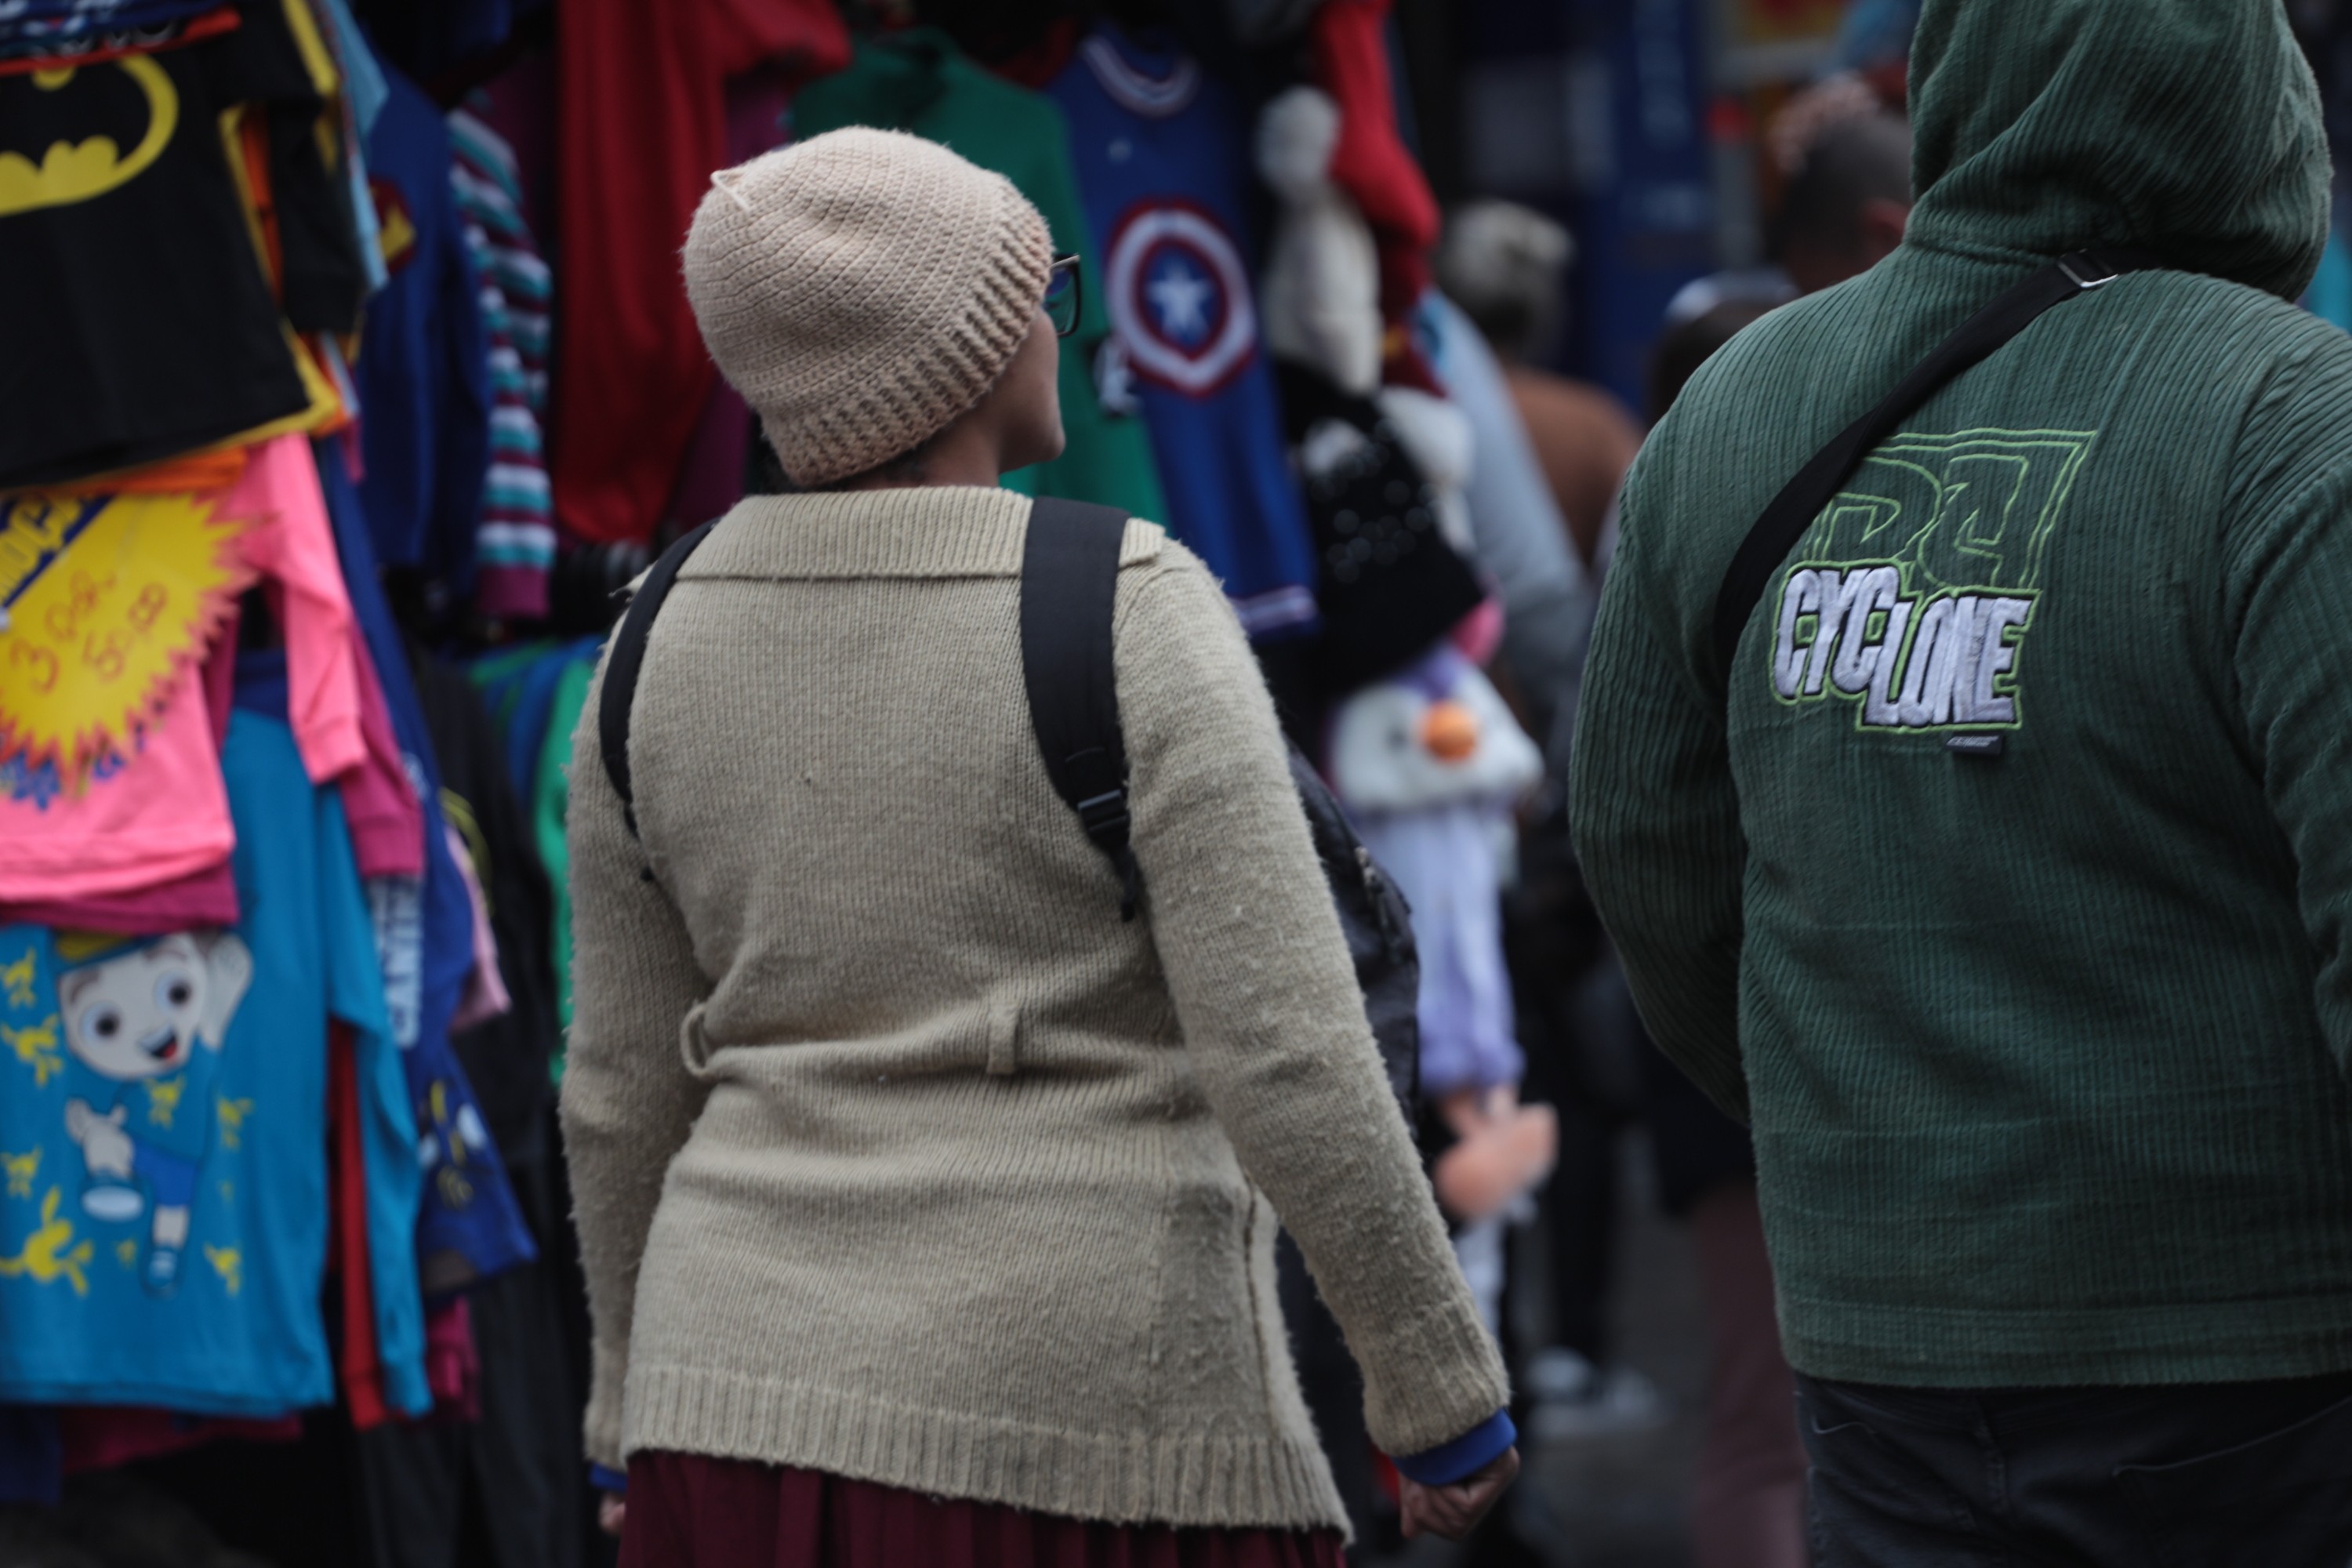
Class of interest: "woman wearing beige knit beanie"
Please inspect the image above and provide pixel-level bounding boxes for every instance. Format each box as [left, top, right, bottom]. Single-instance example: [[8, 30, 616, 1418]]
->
[[562, 127, 1517, 1567]]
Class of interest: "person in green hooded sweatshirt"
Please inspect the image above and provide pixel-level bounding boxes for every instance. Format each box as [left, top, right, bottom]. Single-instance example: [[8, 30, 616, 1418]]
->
[[1571, 0, 2352, 1559]]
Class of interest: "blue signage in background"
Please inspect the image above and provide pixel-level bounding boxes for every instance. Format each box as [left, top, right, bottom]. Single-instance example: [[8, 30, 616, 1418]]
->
[[1460, 0, 1717, 412]]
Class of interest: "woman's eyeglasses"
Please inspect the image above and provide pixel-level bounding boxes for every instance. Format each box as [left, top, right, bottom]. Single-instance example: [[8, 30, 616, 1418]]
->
[[1045, 254, 1083, 338]]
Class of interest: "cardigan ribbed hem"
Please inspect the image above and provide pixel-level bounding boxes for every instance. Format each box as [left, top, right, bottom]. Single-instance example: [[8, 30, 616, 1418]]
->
[[623, 1363, 1352, 1533]]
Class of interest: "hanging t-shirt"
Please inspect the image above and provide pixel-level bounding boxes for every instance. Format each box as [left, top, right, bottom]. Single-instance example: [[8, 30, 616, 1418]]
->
[[1047, 27, 1319, 638], [315, 443, 470, 1063], [0, 712, 426, 1418], [314, 445, 536, 1298], [233, 648, 534, 1300], [533, 655, 591, 1035], [0, 434, 368, 904], [466, 636, 597, 802], [0, 1, 363, 487], [347, 0, 543, 85], [307, 0, 389, 295], [416, 656, 556, 1160], [338, 627, 427, 881], [463, 638, 594, 1036], [0, 604, 419, 933], [550, 0, 848, 543], [357, 63, 490, 609], [0, 2, 221, 53]]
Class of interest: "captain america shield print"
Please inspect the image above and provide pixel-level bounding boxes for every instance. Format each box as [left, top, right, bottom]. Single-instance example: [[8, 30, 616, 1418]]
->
[[1105, 200, 1259, 397]]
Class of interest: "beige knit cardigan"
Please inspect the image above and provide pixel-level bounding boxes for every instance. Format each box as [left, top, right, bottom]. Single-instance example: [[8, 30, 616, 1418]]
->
[[560, 486, 1507, 1532]]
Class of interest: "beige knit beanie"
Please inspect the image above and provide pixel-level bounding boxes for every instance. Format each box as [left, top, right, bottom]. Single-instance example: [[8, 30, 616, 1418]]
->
[[683, 128, 1055, 487]]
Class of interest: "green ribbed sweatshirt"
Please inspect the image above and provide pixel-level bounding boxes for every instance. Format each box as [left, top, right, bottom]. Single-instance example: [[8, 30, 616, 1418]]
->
[[1570, 0, 2352, 1387]]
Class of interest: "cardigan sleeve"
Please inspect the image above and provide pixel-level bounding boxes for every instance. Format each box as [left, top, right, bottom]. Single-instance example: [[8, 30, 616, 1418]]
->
[[557, 652, 716, 1470], [1116, 543, 1510, 1460]]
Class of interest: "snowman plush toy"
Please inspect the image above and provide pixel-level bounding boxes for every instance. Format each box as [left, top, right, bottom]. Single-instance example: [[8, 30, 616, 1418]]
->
[[1328, 641, 1556, 1321]]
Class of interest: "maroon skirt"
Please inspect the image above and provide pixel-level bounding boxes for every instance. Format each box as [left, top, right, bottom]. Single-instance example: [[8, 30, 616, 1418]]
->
[[620, 1450, 1348, 1568]]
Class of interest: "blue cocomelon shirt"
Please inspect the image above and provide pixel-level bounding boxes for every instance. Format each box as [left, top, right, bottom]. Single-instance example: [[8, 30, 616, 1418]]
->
[[0, 713, 427, 1417]]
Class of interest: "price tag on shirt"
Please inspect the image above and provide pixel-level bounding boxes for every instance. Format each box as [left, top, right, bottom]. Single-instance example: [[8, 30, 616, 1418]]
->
[[0, 492, 251, 783]]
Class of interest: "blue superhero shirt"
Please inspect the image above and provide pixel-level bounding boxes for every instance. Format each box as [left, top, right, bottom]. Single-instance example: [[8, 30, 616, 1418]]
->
[[1047, 27, 1319, 640], [0, 713, 426, 1417]]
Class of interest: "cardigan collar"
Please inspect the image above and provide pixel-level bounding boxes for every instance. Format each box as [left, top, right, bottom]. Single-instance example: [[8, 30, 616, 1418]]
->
[[681, 488, 1162, 582]]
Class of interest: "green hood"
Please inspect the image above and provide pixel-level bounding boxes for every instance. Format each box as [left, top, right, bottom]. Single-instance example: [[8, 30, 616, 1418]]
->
[[1906, 0, 2331, 300]]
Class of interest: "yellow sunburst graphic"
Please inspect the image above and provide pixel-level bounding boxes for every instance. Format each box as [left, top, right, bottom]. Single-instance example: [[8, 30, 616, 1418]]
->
[[0, 492, 252, 781]]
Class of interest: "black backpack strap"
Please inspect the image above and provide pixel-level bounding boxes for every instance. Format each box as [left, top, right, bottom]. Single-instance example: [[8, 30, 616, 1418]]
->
[[1020, 495, 1142, 921], [597, 519, 720, 840], [1710, 246, 2161, 678]]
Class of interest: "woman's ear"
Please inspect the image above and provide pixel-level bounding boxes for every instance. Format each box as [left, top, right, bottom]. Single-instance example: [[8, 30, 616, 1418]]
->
[[996, 308, 1066, 475]]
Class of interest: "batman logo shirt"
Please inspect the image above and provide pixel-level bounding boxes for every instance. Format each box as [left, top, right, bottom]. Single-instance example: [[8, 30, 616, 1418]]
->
[[0, 5, 364, 488]]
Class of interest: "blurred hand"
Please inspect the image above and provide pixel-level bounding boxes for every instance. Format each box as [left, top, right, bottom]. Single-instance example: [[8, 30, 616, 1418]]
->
[[598, 1494, 626, 1538], [1399, 1446, 1519, 1541], [1430, 1104, 1559, 1223]]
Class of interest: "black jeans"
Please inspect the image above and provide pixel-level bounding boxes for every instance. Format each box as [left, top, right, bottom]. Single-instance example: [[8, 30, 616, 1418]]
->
[[1797, 1370, 2352, 1566]]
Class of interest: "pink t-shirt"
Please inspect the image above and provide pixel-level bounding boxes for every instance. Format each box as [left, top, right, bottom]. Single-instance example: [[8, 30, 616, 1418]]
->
[[0, 435, 368, 902], [0, 606, 423, 931]]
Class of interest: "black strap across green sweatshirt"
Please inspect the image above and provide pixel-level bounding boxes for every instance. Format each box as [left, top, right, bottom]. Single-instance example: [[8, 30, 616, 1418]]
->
[[1572, 0, 2352, 1387]]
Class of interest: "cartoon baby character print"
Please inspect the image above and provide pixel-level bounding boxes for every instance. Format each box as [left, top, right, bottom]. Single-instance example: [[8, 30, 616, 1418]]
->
[[55, 931, 252, 1296]]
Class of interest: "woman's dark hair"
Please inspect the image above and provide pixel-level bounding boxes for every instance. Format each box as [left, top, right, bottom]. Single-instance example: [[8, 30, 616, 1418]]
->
[[815, 434, 938, 492]]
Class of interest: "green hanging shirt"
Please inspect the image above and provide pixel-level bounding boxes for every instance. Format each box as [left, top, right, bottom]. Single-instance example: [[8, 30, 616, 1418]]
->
[[796, 31, 1169, 522], [1572, 0, 2352, 1387], [535, 656, 593, 1044]]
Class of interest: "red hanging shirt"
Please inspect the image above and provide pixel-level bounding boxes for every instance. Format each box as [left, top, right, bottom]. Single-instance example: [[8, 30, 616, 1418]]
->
[[550, 0, 850, 543]]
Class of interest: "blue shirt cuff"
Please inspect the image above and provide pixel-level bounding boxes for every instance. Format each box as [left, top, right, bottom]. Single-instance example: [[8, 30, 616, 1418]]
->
[[590, 1463, 628, 1496], [1392, 1410, 1516, 1486]]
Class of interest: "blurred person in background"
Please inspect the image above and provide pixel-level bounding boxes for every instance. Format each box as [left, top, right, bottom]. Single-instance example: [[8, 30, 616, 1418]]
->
[[1440, 202, 1642, 569], [1552, 99, 1911, 1568], [1595, 83, 1907, 1568], [1663, 107, 1911, 343], [1771, 110, 1912, 297], [1640, 298, 1806, 1568], [1439, 107, 1912, 1563], [1436, 205, 1664, 1472]]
